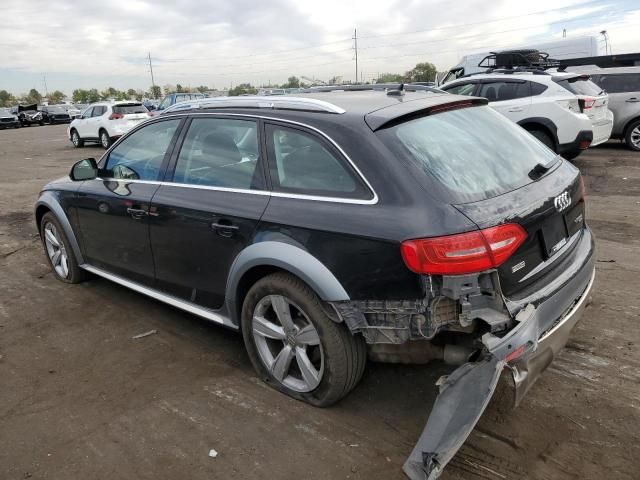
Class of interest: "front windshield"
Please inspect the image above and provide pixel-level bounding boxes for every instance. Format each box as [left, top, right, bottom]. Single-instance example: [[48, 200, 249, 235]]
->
[[47, 106, 65, 113], [377, 105, 558, 203], [0, 108, 11, 115]]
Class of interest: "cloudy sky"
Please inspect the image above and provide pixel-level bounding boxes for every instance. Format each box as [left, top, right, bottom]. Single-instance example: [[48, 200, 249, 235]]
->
[[1, 0, 639, 95]]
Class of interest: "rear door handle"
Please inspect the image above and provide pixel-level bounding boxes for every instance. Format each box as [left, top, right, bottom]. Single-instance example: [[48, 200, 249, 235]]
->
[[626, 97, 640, 102], [508, 107, 524, 112], [127, 207, 148, 219], [211, 221, 239, 237]]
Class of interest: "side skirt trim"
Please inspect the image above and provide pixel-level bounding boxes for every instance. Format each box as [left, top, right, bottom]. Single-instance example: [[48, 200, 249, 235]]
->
[[80, 264, 238, 329]]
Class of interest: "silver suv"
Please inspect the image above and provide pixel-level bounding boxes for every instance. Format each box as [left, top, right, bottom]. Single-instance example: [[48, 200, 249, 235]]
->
[[573, 66, 640, 151]]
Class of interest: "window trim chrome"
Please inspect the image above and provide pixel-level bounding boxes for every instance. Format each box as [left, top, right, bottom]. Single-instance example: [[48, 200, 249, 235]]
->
[[99, 112, 379, 205]]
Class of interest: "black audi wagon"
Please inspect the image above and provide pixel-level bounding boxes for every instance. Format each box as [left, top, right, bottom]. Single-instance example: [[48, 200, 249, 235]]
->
[[35, 89, 595, 479]]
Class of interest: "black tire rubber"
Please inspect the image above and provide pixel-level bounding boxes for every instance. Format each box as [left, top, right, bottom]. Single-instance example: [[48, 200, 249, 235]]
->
[[624, 119, 640, 152], [40, 212, 86, 284], [39, 120, 44, 126], [528, 129, 556, 152], [241, 272, 366, 407], [70, 129, 84, 148], [100, 129, 112, 149], [563, 150, 582, 161]]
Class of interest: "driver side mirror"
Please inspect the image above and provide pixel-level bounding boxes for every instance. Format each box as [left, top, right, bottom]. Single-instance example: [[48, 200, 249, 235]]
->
[[70, 158, 98, 181]]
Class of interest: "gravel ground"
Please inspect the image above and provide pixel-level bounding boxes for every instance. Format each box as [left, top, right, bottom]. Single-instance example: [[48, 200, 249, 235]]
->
[[1, 124, 638, 480]]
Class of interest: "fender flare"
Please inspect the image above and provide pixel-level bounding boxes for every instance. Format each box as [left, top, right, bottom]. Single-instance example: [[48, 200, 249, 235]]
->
[[517, 117, 559, 147], [225, 241, 349, 325], [34, 192, 84, 265]]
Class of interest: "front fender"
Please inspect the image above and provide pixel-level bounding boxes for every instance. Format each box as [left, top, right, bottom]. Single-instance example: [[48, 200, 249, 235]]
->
[[34, 191, 84, 265], [225, 241, 349, 326]]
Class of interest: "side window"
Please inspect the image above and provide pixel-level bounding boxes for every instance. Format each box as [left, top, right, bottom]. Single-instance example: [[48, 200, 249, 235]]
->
[[598, 74, 640, 93], [104, 119, 181, 181], [81, 107, 93, 119], [478, 82, 529, 102], [530, 81, 548, 96], [158, 96, 172, 110], [266, 125, 371, 199], [172, 118, 261, 189], [445, 83, 476, 96], [92, 106, 105, 117]]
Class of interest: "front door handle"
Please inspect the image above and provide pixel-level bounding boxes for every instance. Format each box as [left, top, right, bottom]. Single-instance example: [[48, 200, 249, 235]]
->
[[211, 221, 239, 237], [626, 97, 640, 103], [508, 107, 524, 112], [127, 207, 148, 219]]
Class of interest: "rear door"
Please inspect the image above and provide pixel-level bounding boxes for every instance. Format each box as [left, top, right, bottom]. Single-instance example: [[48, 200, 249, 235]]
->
[[149, 116, 269, 309], [478, 80, 531, 122]]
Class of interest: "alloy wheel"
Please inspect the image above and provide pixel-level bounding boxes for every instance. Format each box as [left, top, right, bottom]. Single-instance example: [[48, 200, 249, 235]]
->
[[252, 295, 324, 393], [72, 131, 79, 146], [43, 222, 69, 279], [101, 132, 109, 148], [631, 126, 640, 149]]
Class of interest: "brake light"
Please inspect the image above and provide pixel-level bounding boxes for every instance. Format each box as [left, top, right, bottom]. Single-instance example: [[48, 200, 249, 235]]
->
[[109, 113, 124, 120], [400, 224, 527, 275], [582, 97, 596, 110]]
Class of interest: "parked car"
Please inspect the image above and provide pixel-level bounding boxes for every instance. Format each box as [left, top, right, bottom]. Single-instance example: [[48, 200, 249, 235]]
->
[[42, 105, 72, 124], [439, 70, 608, 159], [257, 88, 287, 96], [0, 107, 20, 129], [16, 104, 44, 126], [573, 66, 640, 151], [36, 91, 594, 480], [64, 104, 86, 119], [68, 101, 150, 149], [150, 92, 205, 116]]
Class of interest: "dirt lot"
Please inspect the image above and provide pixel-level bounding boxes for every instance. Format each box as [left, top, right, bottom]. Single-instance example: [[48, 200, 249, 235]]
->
[[1, 124, 638, 480]]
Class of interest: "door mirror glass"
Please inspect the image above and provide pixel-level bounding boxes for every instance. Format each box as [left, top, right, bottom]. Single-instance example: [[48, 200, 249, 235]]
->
[[70, 158, 98, 181]]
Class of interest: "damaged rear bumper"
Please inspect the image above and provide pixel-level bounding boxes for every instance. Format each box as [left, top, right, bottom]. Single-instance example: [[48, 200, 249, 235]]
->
[[403, 265, 595, 480]]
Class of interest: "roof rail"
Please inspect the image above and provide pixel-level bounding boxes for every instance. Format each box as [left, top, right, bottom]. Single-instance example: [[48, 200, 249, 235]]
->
[[163, 96, 346, 114]]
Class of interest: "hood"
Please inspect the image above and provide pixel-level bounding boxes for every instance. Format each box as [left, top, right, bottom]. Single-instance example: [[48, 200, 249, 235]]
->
[[18, 104, 38, 112]]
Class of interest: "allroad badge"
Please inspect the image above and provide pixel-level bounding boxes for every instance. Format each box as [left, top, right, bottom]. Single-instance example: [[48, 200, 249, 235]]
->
[[554, 191, 571, 212]]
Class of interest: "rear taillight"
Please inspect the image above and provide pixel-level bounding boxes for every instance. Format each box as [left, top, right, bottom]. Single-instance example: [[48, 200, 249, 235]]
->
[[401, 224, 527, 275], [582, 97, 596, 110], [109, 113, 124, 120]]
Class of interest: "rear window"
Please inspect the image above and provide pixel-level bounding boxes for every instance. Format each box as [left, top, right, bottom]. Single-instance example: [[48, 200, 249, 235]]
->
[[377, 105, 558, 203], [113, 104, 148, 114], [555, 77, 602, 96]]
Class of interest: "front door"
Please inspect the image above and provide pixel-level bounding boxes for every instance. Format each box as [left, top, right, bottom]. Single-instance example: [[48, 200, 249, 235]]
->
[[149, 116, 269, 309], [75, 118, 183, 285], [478, 80, 532, 123]]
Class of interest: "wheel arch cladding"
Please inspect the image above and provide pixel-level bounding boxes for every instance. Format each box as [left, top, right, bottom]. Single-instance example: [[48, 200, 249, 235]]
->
[[225, 241, 350, 326], [518, 118, 558, 146], [34, 192, 84, 265]]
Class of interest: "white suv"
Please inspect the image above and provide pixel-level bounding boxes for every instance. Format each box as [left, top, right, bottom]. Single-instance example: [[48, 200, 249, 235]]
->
[[68, 101, 150, 149], [440, 71, 612, 159]]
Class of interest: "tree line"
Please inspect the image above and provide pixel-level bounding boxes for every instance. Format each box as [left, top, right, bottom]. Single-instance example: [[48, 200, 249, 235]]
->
[[0, 62, 438, 107]]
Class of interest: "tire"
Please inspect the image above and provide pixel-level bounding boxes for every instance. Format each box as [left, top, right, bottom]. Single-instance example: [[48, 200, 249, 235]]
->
[[100, 129, 112, 149], [40, 212, 86, 284], [241, 272, 366, 407], [624, 119, 640, 152], [39, 120, 44, 126], [528, 129, 556, 152], [563, 150, 582, 161], [70, 129, 84, 148]]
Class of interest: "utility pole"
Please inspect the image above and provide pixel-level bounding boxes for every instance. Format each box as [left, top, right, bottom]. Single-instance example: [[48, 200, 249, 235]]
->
[[562, 28, 566, 38], [148, 52, 157, 98], [353, 28, 358, 85], [43, 74, 48, 97]]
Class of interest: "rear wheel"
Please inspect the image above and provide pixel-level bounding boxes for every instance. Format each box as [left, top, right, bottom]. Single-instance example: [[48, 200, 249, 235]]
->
[[70, 129, 84, 148], [528, 129, 556, 152], [241, 272, 366, 407], [624, 119, 640, 152], [40, 212, 86, 284], [100, 129, 112, 149]]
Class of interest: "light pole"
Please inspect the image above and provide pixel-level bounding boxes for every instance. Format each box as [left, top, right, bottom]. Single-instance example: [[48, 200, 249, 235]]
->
[[600, 30, 610, 55]]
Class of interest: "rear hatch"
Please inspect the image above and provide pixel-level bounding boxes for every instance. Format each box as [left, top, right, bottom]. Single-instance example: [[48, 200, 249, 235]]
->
[[554, 74, 609, 121], [454, 162, 585, 297], [374, 102, 586, 298], [112, 103, 149, 126]]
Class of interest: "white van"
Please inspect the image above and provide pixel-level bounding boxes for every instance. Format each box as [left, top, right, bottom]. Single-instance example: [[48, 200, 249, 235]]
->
[[440, 36, 605, 84]]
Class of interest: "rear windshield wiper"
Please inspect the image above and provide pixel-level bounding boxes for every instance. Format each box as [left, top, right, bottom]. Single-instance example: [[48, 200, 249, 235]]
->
[[528, 155, 560, 180]]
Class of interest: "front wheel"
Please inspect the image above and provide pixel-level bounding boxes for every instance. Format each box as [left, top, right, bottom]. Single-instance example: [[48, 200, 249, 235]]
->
[[241, 272, 366, 407], [100, 130, 112, 149], [70, 129, 84, 148], [625, 119, 640, 152], [40, 212, 86, 284]]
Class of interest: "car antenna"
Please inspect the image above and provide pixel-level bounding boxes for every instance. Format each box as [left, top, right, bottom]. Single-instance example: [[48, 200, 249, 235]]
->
[[387, 83, 405, 96]]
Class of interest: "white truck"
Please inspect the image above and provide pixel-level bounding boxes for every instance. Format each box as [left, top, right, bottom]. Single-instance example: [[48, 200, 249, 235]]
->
[[440, 36, 605, 84]]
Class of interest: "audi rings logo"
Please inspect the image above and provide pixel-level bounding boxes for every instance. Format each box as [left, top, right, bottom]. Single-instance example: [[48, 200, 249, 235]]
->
[[554, 191, 572, 212]]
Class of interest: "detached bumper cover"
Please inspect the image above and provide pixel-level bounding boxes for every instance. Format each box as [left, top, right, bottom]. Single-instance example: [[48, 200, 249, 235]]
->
[[403, 262, 595, 480]]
